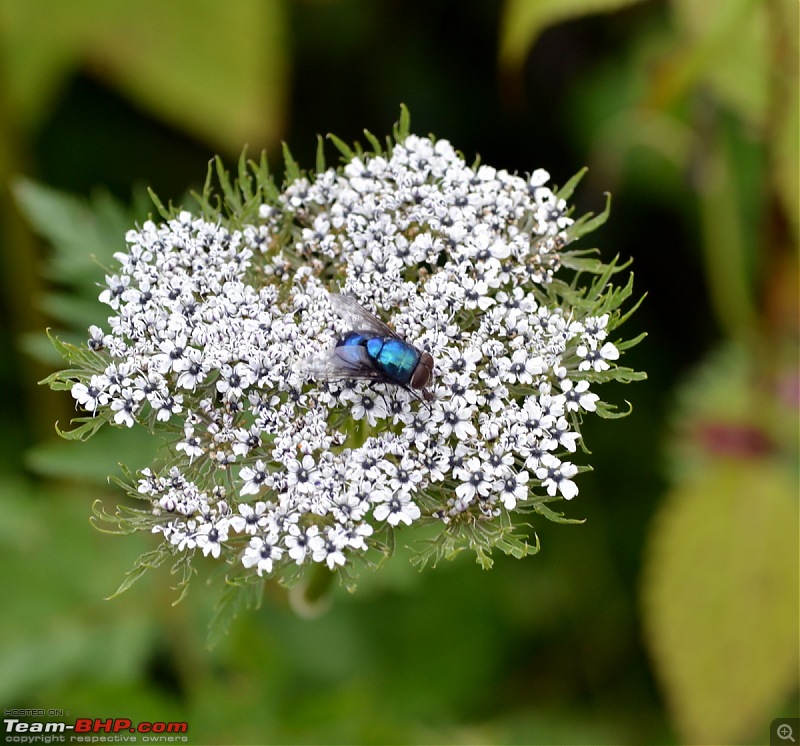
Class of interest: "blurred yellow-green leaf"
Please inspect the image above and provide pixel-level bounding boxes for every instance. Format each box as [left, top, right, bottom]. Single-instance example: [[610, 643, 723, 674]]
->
[[499, 0, 648, 72], [0, 0, 288, 152], [670, 0, 769, 124], [641, 462, 799, 744], [769, 0, 799, 241]]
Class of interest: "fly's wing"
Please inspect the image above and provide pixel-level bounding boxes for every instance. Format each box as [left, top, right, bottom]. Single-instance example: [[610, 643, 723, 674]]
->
[[330, 293, 396, 338], [298, 344, 385, 383]]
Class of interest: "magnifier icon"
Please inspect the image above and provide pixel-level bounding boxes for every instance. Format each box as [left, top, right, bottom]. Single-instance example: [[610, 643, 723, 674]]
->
[[778, 724, 796, 742]]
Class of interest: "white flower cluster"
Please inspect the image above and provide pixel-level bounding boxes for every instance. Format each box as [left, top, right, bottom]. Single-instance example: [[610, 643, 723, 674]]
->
[[72, 135, 620, 576]]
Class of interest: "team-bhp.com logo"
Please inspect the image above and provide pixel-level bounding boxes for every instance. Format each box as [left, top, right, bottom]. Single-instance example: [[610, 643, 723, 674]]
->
[[4, 716, 188, 743]]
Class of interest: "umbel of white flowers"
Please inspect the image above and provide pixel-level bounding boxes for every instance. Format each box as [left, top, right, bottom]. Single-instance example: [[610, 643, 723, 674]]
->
[[63, 132, 638, 587]]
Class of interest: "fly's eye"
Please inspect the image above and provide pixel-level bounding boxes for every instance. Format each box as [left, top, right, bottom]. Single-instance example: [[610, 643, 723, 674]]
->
[[410, 354, 434, 390]]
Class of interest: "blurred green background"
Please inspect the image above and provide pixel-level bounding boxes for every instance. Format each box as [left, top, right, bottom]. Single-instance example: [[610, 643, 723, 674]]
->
[[1, 0, 797, 744]]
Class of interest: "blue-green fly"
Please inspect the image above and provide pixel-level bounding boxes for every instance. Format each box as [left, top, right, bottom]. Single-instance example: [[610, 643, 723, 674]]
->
[[307, 294, 435, 402]]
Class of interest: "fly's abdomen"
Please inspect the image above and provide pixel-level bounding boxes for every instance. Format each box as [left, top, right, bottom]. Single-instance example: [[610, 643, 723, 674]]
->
[[372, 338, 420, 385]]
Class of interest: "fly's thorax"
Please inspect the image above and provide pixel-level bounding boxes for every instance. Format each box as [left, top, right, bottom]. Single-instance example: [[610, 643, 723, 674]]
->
[[372, 337, 419, 385]]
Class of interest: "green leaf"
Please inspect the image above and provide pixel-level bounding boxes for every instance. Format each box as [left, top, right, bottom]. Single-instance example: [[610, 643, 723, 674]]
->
[[671, 0, 770, 128], [614, 331, 647, 352], [499, 0, 649, 72], [326, 133, 356, 163], [27, 424, 159, 483], [641, 463, 800, 744], [588, 367, 647, 385], [394, 103, 411, 142], [559, 253, 605, 273], [496, 529, 540, 559], [107, 547, 172, 599], [0, 482, 160, 704], [40, 329, 107, 376], [315, 135, 327, 175], [772, 4, 798, 239], [190, 164, 220, 220], [12, 177, 130, 287], [1, 0, 288, 153], [594, 399, 635, 419], [533, 501, 585, 524], [40, 292, 106, 331], [215, 156, 241, 214], [236, 149, 255, 204], [281, 142, 301, 184], [615, 288, 647, 328], [556, 167, 588, 201], [43, 328, 82, 363], [54, 415, 110, 442], [207, 578, 264, 646], [147, 187, 176, 222], [252, 151, 281, 204], [567, 192, 612, 241], [363, 129, 383, 155]]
